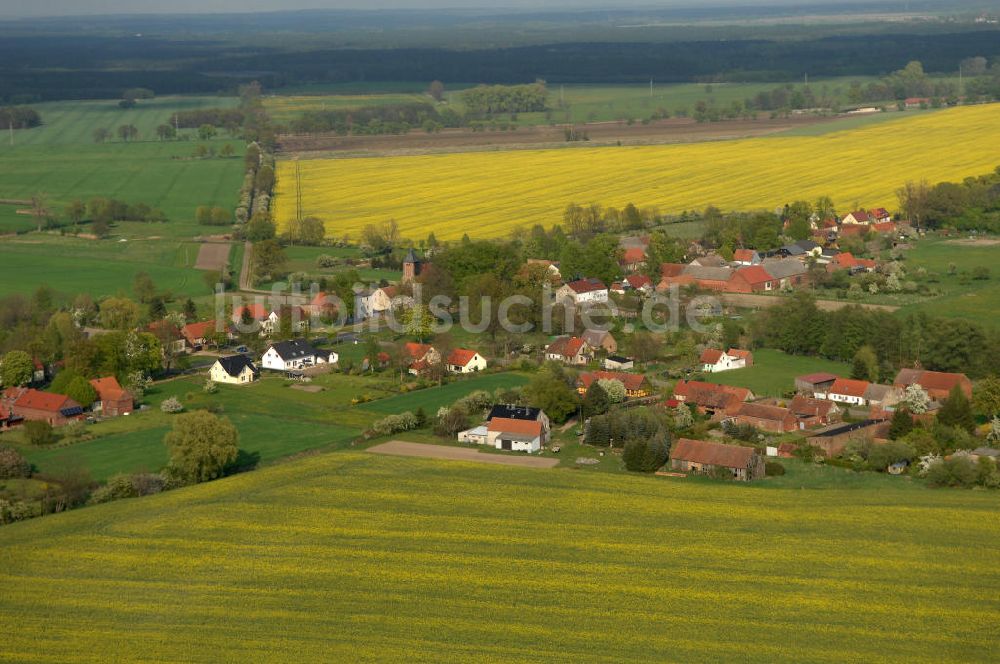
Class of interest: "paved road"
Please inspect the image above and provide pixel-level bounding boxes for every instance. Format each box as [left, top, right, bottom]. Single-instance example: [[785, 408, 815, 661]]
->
[[368, 441, 559, 468]]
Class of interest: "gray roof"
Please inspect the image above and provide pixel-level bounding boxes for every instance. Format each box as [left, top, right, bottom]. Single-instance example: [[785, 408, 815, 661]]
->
[[216, 354, 258, 378], [692, 255, 727, 267], [782, 244, 807, 256], [682, 265, 733, 281], [761, 257, 808, 280], [268, 339, 322, 361], [403, 248, 421, 264], [794, 239, 820, 252]]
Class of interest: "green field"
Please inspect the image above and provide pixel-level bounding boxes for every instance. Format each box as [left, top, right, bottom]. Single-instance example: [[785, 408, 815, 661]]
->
[[701, 348, 851, 396], [2, 450, 997, 661], [359, 372, 530, 415], [0, 97, 244, 237]]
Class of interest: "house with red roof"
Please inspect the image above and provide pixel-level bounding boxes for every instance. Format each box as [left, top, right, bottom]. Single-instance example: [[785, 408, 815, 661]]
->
[[824, 378, 871, 406], [700, 348, 753, 373], [725, 265, 775, 293], [669, 438, 765, 481], [577, 371, 651, 398], [672, 380, 753, 417], [446, 348, 487, 374], [232, 303, 279, 336], [841, 210, 872, 225], [486, 417, 546, 452], [0, 402, 23, 431], [729, 402, 800, 433], [545, 336, 593, 366], [404, 342, 441, 375], [556, 278, 609, 305], [181, 320, 221, 350], [795, 372, 840, 395], [827, 252, 876, 273], [732, 249, 761, 266], [893, 368, 972, 401], [624, 273, 653, 294], [788, 395, 841, 426], [89, 376, 134, 417], [870, 208, 891, 223], [2, 388, 84, 426], [620, 246, 647, 272]]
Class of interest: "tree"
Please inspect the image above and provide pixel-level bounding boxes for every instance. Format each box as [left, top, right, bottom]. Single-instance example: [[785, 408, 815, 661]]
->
[[132, 272, 157, 304], [428, 80, 445, 101], [973, 375, 1000, 418], [117, 124, 139, 142], [156, 124, 176, 141], [219, 143, 235, 158], [1, 350, 34, 387], [402, 304, 434, 342], [896, 179, 929, 231], [22, 420, 56, 446], [29, 194, 52, 232], [851, 345, 879, 382], [252, 240, 287, 281], [630, 331, 662, 364], [64, 375, 97, 408], [937, 385, 975, 433], [622, 427, 670, 472], [0, 446, 30, 479], [297, 216, 326, 245], [198, 124, 217, 140], [245, 213, 276, 242], [183, 298, 198, 322], [93, 127, 111, 143], [163, 410, 239, 483], [598, 378, 626, 404], [903, 383, 930, 414], [522, 363, 579, 423], [100, 296, 141, 330], [582, 381, 610, 418], [888, 408, 914, 440], [65, 199, 86, 231]]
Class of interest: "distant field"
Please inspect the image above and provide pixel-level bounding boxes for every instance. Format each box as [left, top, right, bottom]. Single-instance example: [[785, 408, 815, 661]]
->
[[265, 93, 427, 122], [0, 97, 244, 237], [701, 348, 851, 396], [2, 451, 998, 661], [274, 104, 1000, 241], [359, 372, 530, 415], [0, 236, 207, 298]]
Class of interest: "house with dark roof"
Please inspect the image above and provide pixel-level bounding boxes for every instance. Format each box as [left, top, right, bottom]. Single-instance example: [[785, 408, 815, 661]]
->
[[761, 257, 810, 289], [545, 336, 592, 365], [210, 355, 259, 385], [669, 438, 765, 481], [2, 388, 83, 426], [446, 348, 487, 374], [261, 339, 337, 371], [89, 377, 133, 417], [604, 355, 634, 371]]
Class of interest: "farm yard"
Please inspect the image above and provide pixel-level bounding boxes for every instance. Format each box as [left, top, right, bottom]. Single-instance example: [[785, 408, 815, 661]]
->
[[273, 104, 1000, 241], [2, 451, 999, 662]]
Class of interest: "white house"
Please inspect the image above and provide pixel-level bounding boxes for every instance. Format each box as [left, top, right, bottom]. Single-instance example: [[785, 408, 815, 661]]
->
[[556, 278, 609, 305], [261, 339, 337, 371], [825, 378, 870, 406], [486, 417, 544, 453], [210, 355, 259, 385], [446, 348, 488, 374], [487, 405, 551, 439], [700, 348, 753, 373], [545, 336, 593, 365]]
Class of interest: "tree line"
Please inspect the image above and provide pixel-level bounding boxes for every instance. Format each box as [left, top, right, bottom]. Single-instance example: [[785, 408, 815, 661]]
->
[[0, 106, 41, 129], [461, 81, 548, 116]]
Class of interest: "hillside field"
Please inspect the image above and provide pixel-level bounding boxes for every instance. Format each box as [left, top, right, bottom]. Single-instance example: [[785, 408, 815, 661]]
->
[[2, 451, 998, 662], [274, 104, 1000, 241], [701, 348, 852, 396]]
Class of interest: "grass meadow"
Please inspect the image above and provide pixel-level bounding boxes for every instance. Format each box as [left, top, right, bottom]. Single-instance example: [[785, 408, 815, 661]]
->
[[274, 104, 1000, 241], [1, 450, 998, 662], [700, 348, 851, 396]]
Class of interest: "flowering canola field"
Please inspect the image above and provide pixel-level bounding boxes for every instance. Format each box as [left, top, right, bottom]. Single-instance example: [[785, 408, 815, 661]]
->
[[274, 104, 1000, 241], [2, 452, 999, 662]]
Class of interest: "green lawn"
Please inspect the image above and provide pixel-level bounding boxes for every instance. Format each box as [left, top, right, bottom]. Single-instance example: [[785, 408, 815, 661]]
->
[[0, 235, 208, 298], [359, 372, 530, 415], [701, 348, 851, 396], [1, 450, 997, 661]]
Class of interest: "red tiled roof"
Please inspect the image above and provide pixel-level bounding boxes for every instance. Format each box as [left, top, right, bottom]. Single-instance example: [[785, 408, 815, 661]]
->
[[671, 438, 755, 469], [673, 380, 751, 412], [838, 224, 868, 237], [789, 395, 835, 418], [660, 263, 686, 278], [579, 370, 647, 391], [547, 336, 587, 358], [728, 348, 753, 361], [447, 348, 480, 367], [625, 274, 652, 289], [181, 320, 217, 344], [487, 417, 542, 437], [733, 249, 756, 262], [12, 388, 78, 413], [89, 376, 129, 402], [734, 265, 773, 285], [830, 378, 870, 398], [404, 342, 433, 360], [734, 402, 792, 423], [621, 247, 647, 264], [565, 278, 607, 294], [797, 372, 839, 385], [233, 303, 269, 321], [700, 348, 724, 364], [893, 369, 972, 398]]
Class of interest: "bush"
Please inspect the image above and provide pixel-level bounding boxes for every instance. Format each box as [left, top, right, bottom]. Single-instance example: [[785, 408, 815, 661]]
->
[[316, 254, 338, 268], [372, 411, 419, 436], [622, 429, 670, 472], [866, 440, 916, 472], [160, 397, 184, 414], [926, 455, 978, 487], [89, 473, 167, 504], [22, 420, 57, 446], [0, 446, 31, 479], [764, 461, 785, 476], [434, 406, 470, 437]]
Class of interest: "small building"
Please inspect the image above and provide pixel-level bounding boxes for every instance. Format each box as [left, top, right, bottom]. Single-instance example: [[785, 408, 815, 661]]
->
[[825, 378, 871, 406], [729, 402, 800, 433], [457, 425, 489, 445], [446, 348, 487, 374], [604, 355, 634, 371], [669, 438, 765, 481], [180, 320, 220, 350], [210, 355, 259, 385], [89, 376, 134, 417], [0, 403, 23, 431], [402, 248, 425, 282], [2, 388, 83, 427], [404, 342, 441, 375], [732, 249, 761, 266], [788, 395, 841, 426], [581, 329, 618, 355], [545, 336, 593, 366], [556, 278, 609, 305], [261, 339, 337, 371], [624, 274, 654, 294], [795, 372, 839, 396], [726, 265, 775, 293], [806, 419, 889, 457], [672, 381, 753, 418], [577, 371, 651, 399], [700, 348, 753, 373], [487, 417, 545, 452]]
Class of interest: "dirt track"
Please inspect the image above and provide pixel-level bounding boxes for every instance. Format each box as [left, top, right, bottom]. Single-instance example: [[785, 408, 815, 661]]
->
[[720, 293, 899, 312], [278, 114, 834, 158], [367, 441, 558, 468]]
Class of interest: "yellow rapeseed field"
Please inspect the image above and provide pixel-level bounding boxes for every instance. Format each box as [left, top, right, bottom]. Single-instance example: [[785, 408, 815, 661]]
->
[[2, 451, 999, 662], [274, 104, 1000, 241]]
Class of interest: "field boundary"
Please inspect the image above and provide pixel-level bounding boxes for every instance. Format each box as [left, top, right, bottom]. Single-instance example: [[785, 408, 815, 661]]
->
[[368, 440, 559, 468]]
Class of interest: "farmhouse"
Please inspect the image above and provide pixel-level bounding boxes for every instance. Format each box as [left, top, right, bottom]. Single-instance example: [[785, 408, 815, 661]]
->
[[672, 380, 752, 417], [545, 336, 593, 365], [232, 303, 278, 335], [732, 249, 761, 265], [893, 368, 972, 401], [261, 339, 337, 371], [581, 329, 618, 354], [88, 376, 133, 417], [2, 388, 83, 427], [210, 355, 259, 385], [404, 342, 441, 375], [788, 395, 841, 426], [841, 210, 872, 225], [827, 252, 876, 273], [446, 348, 487, 374], [620, 246, 647, 271], [729, 402, 800, 433], [624, 273, 654, 294], [726, 265, 774, 293], [825, 378, 870, 406], [669, 438, 765, 481], [180, 320, 220, 350], [556, 278, 609, 305], [487, 404, 550, 437], [760, 257, 810, 289], [577, 371, 651, 398], [486, 417, 545, 453], [700, 348, 753, 373], [795, 372, 839, 395]]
